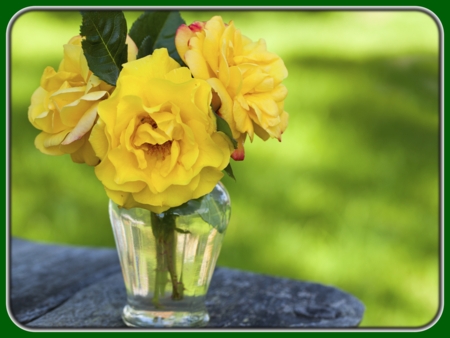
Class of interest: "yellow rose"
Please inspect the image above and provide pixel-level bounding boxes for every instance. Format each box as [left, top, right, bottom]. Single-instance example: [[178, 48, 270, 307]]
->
[[28, 35, 138, 165], [175, 16, 289, 160], [90, 48, 233, 213]]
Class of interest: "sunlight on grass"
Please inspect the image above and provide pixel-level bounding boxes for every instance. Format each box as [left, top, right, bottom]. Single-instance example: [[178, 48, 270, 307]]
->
[[9, 9, 439, 328]]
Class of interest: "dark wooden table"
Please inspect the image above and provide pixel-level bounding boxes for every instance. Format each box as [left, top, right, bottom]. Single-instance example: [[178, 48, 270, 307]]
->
[[9, 238, 365, 329]]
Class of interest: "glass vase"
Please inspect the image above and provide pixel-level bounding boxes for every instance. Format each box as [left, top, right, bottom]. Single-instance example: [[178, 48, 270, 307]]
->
[[109, 182, 231, 328]]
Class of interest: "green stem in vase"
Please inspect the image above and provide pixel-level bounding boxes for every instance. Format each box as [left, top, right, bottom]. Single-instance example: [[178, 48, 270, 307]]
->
[[150, 211, 185, 307], [151, 214, 166, 308], [164, 225, 184, 300]]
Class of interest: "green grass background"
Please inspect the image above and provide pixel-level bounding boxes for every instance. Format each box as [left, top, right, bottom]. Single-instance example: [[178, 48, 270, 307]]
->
[[9, 10, 440, 327]]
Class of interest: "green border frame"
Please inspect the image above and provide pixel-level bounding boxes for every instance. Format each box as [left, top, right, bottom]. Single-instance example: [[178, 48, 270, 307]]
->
[[3, 1, 446, 336]]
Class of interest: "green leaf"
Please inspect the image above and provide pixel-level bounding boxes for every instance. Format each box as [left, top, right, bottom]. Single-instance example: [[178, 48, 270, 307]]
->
[[165, 185, 230, 233], [136, 36, 154, 59], [80, 11, 128, 86], [214, 112, 238, 149], [223, 163, 236, 181], [168, 196, 204, 217], [197, 189, 230, 234], [129, 11, 185, 64]]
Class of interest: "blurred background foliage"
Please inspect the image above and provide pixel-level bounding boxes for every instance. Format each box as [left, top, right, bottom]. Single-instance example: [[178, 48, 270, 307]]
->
[[9, 10, 440, 327]]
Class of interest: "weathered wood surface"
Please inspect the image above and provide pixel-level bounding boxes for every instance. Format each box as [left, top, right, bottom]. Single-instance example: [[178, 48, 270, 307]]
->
[[10, 238, 365, 329]]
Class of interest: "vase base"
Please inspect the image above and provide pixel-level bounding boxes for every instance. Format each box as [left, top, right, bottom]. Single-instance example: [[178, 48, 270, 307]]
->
[[122, 305, 210, 328]]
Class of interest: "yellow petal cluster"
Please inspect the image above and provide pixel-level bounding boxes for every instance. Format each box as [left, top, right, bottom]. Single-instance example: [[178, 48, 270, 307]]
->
[[28, 35, 137, 165], [90, 48, 233, 213], [175, 16, 289, 160]]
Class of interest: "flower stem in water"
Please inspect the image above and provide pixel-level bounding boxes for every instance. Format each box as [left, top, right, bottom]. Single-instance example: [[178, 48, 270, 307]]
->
[[150, 211, 185, 307]]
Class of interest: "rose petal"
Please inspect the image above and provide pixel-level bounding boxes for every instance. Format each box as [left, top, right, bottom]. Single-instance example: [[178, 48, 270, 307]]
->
[[61, 103, 98, 145], [90, 119, 109, 160], [34, 131, 68, 155]]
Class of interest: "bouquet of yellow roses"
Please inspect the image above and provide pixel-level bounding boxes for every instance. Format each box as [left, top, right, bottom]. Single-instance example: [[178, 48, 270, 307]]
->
[[28, 10, 288, 327]]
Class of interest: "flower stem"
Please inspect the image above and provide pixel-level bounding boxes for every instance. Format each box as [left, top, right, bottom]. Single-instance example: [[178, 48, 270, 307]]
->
[[152, 223, 166, 308], [150, 211, 185, 307]]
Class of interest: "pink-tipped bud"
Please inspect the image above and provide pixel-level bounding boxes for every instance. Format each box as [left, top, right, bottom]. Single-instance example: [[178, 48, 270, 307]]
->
[[231, 139, 245, 161], [175, 21, 207, 63], [188, 21, 206, 32]]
